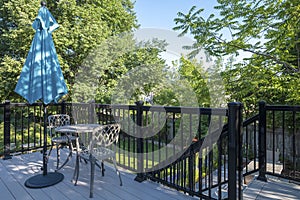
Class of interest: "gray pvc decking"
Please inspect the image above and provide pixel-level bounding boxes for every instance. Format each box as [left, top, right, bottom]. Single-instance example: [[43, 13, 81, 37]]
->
[[0, 150, 299, 199], [0, 150, 197, 200], [243, 175, 300, 200]]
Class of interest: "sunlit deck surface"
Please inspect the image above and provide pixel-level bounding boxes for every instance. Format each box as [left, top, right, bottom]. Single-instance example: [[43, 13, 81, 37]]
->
[[0, 150, 197, 200], [243, 175, 300, 200], [1, 150, 300, 200]]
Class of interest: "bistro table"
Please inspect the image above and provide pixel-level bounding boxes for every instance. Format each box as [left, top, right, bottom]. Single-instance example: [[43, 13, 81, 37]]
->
[[55, 124, 102, 170], [55, 124, 101, 135]]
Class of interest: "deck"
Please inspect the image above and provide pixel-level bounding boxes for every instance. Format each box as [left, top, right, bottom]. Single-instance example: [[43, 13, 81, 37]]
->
[[0, 150, 197, 200], [1, 150, 300, 200], [243, 175, 300, 200]]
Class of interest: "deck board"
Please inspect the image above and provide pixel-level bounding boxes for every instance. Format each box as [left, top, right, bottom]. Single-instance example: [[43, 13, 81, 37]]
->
[[0, 150, 196, 200], [0, 163, 15, 200], [3, 153, 54, 200], [1, 150, 300, 199], [0, 157, 37, 200]]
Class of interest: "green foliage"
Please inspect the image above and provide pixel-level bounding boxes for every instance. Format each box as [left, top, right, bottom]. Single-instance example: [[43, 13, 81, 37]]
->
[[175, 56, 227, 108], [174, 0, 300, 113], [0, 0, 137, 103], [0, 121, 44, 154], [0, 56, 23, 102], [108, 38, 168, 104], [178, 57, 210, 107], [222, 57, 300, 116], [155, 88, 179, 106], [72, 33, 169, 104], [174, 0, 300, 68]]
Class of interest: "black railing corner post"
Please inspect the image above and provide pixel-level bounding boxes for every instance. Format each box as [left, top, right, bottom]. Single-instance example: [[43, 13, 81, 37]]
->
[[61, 100, 66, 114], [257, 101, 267, 182], [228, 102, 243, 200], [134, 100, 146, 182], [3, 100, 12, 160]]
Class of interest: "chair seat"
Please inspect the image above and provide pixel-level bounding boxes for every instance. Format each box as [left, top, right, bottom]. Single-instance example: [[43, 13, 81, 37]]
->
[[93, 147, 115, 159], [80, 147, 115, 161]]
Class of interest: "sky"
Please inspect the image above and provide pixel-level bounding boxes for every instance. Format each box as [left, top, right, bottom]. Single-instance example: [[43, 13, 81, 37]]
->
[[133, 0, 250, 64], [133, 0, 219, 67], [134, 0, 218, 31]]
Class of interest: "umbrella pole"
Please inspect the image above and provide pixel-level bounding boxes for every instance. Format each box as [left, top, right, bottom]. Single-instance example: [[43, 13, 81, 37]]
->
[[43, 104, 48, 175], [24, 104, 64, 188]]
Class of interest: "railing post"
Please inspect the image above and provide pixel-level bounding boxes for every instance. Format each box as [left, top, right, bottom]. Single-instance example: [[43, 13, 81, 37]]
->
[[188, 145, 195, 191], [228, 102, 243, 200], [257, 101, 267, 181], [3, 100, 12, 160], [61, 100, 66, 114], [88, 100, 95, 124], [134, 100, 146, 182]]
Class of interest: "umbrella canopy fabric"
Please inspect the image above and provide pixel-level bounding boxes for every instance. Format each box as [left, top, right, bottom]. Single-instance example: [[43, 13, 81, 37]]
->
[[14, 6, 67, 105], [19, 4, 66, 188]]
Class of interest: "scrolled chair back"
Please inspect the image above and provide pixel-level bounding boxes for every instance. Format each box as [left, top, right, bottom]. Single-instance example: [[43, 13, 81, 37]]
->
[[48, 114, 70, 128], [90, 123, 121, 148]]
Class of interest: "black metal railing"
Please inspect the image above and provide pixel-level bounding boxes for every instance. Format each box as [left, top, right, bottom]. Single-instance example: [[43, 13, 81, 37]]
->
[[257, 101, 300, 182], [143, 105, 230, 200], [1, 100, 299, 199], [0, 101, 68, 158], [241, 113, 260, 177], [96, 102, 235, 200]]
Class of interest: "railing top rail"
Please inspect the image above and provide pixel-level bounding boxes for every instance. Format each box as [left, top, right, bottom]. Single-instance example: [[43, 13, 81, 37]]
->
[[97, 103, 228, 116], [265, 104, 300, 111], [243, 114, 259, 126]]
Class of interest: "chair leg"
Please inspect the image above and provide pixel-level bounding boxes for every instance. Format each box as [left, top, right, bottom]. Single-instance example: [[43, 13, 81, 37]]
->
[[112, 157, 122, 186], [94, 160, 102, 174], [74, 154, 80, 186], [48, 142, 54, 157], [44, 142, 54, 169], [56, 141, 73, 171], [90, 156, 96, 198], [72, 158, 77, 183], [56, 144, 60, 170], [101, 160, 105, 176], [81, 157, 88, 164]]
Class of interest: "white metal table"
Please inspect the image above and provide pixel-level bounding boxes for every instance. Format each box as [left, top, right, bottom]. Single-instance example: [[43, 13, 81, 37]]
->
[[55, 124, 101, 135], [55, 124, 102, 170]]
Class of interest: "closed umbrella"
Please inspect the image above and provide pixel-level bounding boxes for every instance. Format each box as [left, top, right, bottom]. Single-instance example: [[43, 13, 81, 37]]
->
[[15, 2, 68, 188]]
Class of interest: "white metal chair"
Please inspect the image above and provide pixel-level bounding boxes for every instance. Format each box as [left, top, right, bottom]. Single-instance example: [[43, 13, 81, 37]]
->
[[73, 123, 122, 198], [48, 114, 77, 170]]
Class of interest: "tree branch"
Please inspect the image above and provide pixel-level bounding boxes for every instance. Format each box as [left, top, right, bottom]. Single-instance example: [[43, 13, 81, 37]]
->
[[213, 35, 298, 72]]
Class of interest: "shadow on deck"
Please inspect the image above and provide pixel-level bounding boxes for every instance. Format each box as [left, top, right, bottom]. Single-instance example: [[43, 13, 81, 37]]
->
[[0, 150, 197, 200], [1, 150, 300, 200]]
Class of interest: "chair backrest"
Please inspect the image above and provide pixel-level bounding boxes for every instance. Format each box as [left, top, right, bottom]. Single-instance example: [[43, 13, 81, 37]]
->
[[91, 123, 121, 148], [48, 114, 70, 136]]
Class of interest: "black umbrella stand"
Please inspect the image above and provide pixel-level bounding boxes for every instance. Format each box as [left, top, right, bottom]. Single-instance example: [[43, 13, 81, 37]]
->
[[24, 104, 64, 188]]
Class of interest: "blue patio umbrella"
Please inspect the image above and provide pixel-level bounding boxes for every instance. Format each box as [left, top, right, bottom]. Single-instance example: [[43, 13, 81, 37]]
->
[[15, 5, 67, 104], [15, 2, 67, 188]]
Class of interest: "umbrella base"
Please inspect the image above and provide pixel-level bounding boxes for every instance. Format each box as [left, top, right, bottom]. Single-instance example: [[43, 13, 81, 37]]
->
[[24, 172, 64, 188]]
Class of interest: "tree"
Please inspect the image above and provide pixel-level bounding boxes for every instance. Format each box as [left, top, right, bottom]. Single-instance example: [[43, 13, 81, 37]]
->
[[174, 0, 300, 112], [72, 33, 169, 104], [177, 57, 210, 107], [0, 0, 138, 102]]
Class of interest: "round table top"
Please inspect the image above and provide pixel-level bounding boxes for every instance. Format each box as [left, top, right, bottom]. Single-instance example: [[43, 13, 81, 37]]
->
[[55, 124, 101, 133]]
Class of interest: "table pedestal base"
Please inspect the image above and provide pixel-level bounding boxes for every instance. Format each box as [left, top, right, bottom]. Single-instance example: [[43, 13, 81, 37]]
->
[[25, 172, 64, 188]]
